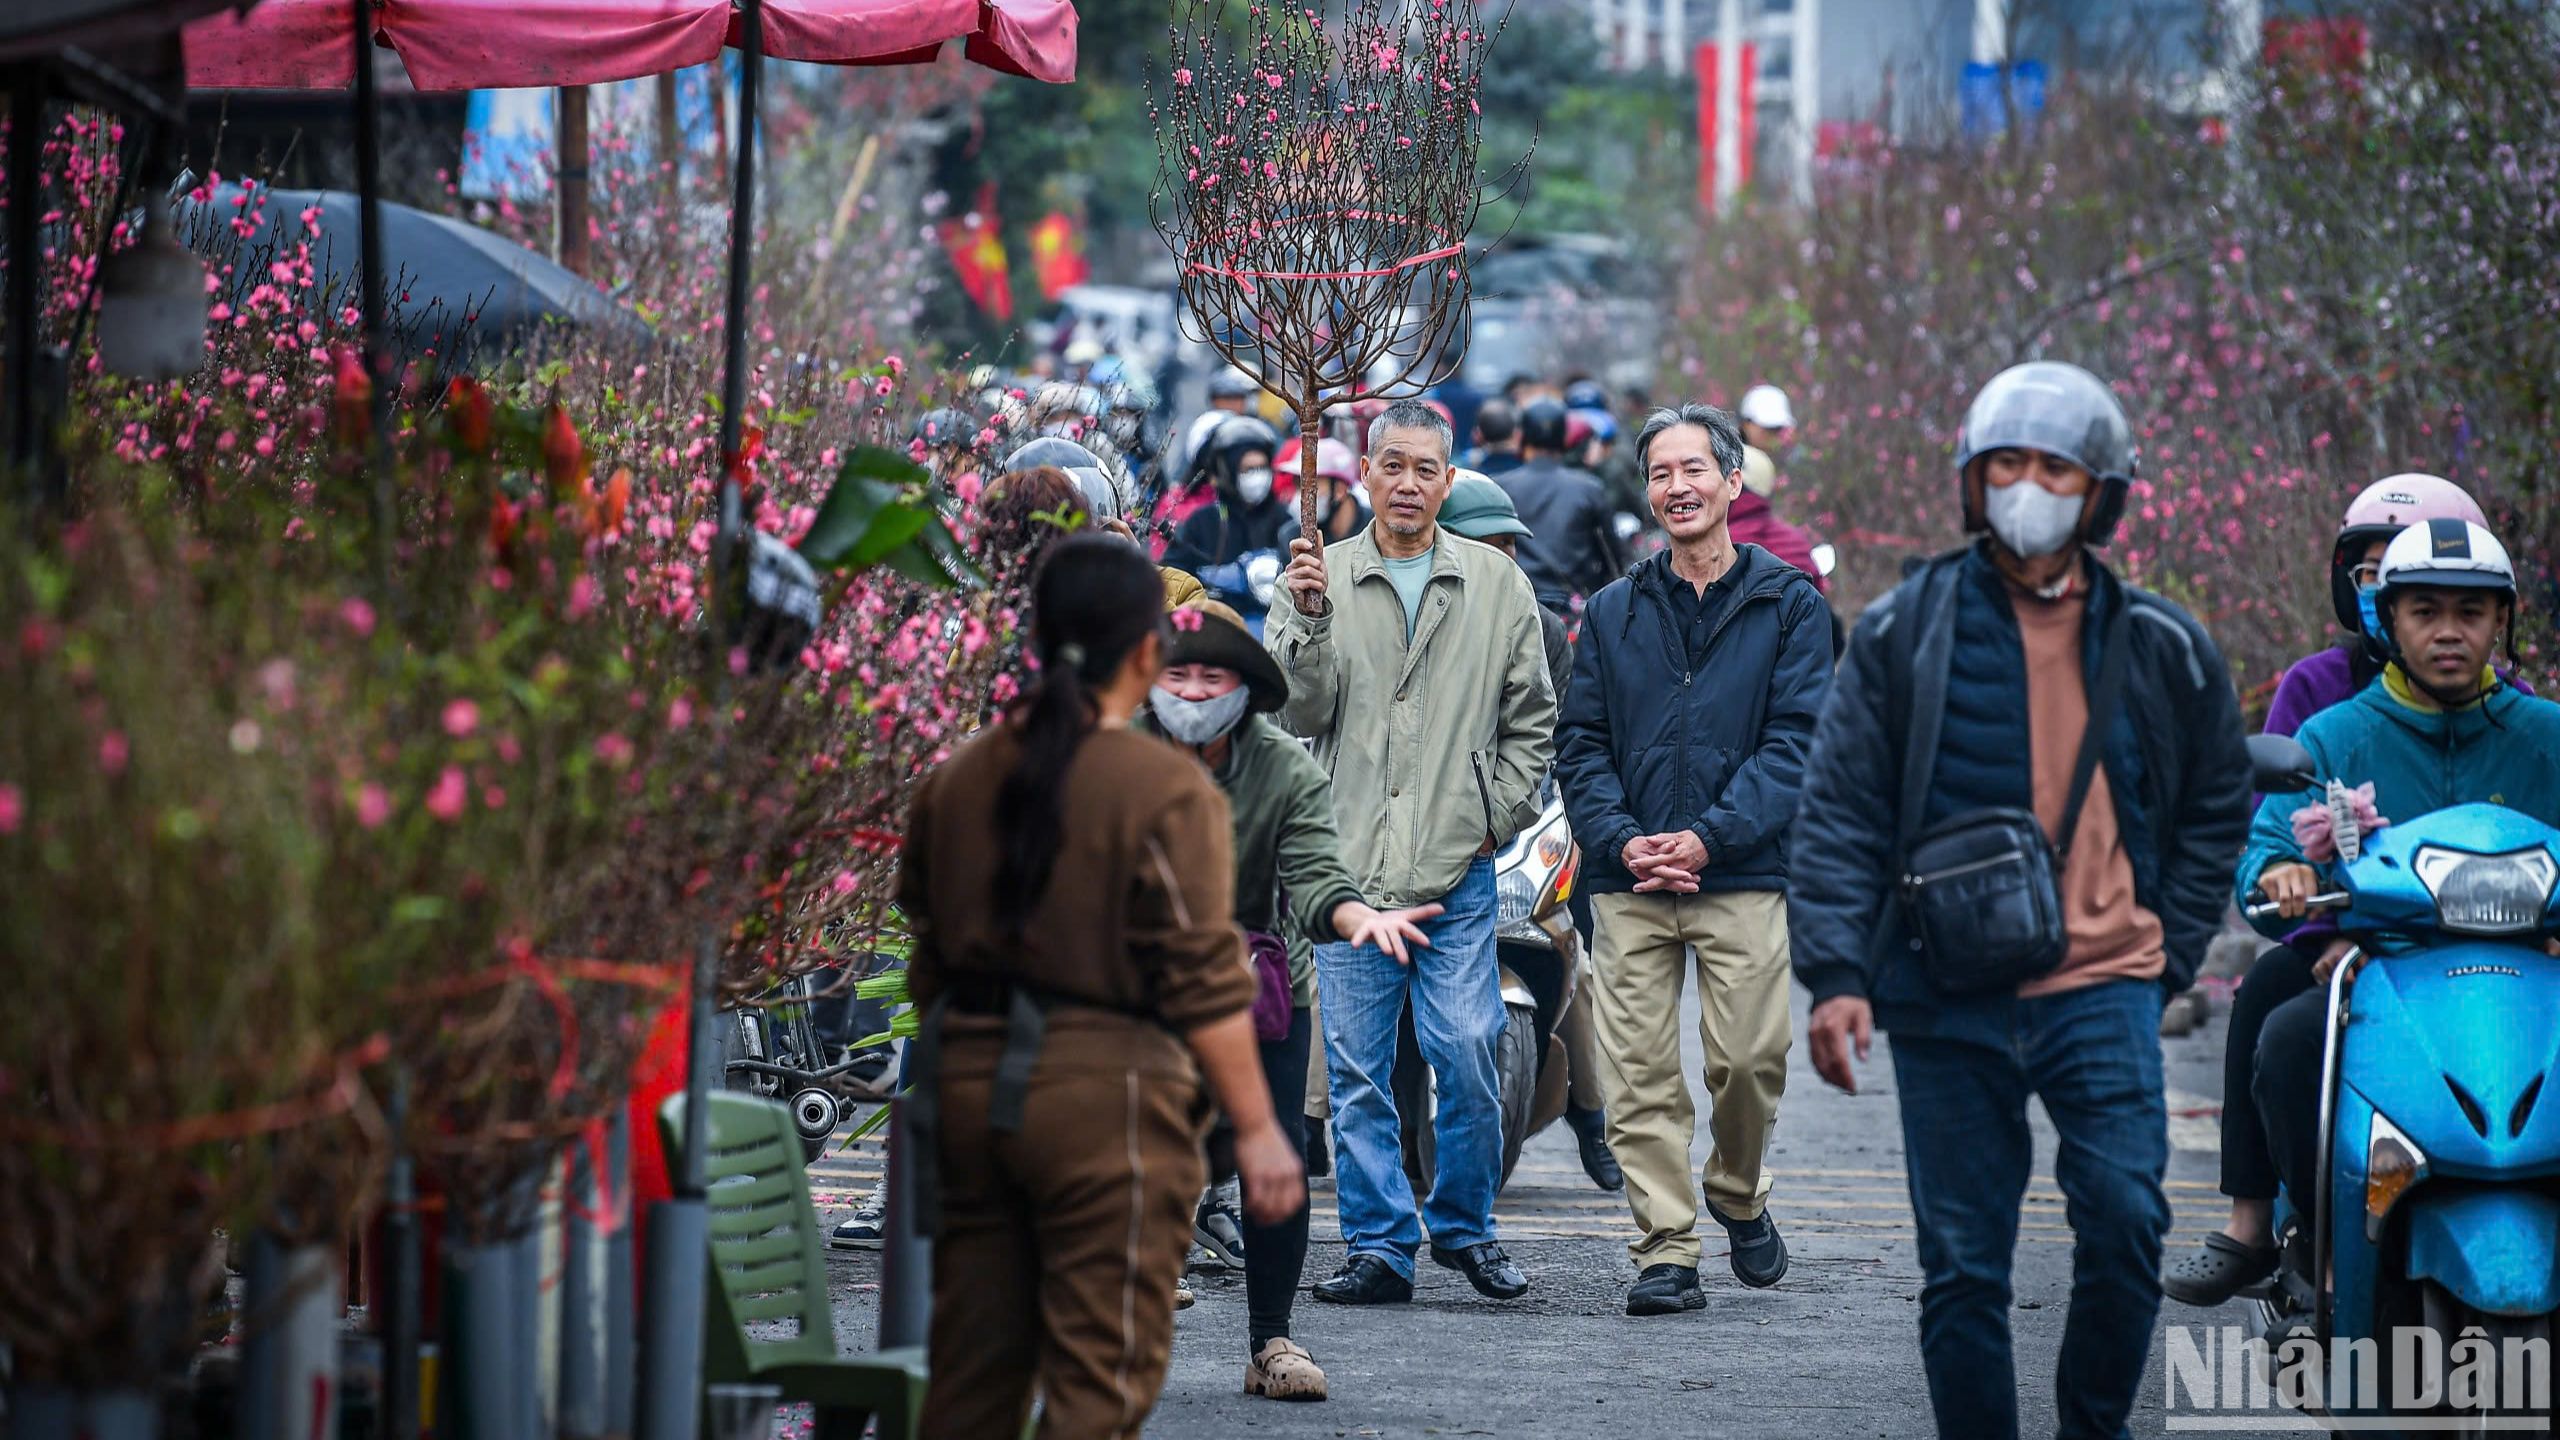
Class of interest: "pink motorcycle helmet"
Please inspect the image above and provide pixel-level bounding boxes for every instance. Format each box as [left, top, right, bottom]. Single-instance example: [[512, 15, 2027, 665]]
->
[[2329, 473, 2486, 634]]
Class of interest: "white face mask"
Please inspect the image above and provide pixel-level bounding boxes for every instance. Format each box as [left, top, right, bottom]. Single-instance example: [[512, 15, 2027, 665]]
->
[[1150, 685, 1252, 745], [1235, 466, 1274, 507], [1984, 480, 2085, 558]]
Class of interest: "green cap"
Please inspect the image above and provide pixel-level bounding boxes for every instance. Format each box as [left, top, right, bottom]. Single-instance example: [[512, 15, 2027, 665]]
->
[[1438, 471, 1532, 541]]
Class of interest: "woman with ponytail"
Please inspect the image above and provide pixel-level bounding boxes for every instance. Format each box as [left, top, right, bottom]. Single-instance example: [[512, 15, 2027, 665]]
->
[[901, 533, 1305, 1438]]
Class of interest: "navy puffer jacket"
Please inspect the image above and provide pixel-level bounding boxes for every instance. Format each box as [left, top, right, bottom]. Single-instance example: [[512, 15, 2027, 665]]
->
[[1788, 545, 2255, 1041], [1557, 546, 1834, 893]]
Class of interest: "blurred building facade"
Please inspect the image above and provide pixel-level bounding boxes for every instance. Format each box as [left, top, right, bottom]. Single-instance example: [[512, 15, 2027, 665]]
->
[[1577, 0, 2364, 209]]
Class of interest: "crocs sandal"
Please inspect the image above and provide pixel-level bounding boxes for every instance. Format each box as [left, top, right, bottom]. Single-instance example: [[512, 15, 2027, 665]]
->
[[1244, 1338, 1329, 1402], [2163, 1232, 2279, 1307]]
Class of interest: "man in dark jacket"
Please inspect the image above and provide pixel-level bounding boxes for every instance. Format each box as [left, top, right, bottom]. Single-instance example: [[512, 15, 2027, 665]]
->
[[1788, 362, 2252, 1440], [1497, 398, 1628, 615], [1556, 403, 1833, 1317], [1164, 414, 1293, 631]]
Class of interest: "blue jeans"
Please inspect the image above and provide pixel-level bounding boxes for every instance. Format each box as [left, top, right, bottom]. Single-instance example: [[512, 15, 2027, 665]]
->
[[1889, 979, 2170, 1440], [1315, 857, 1502, 1278]]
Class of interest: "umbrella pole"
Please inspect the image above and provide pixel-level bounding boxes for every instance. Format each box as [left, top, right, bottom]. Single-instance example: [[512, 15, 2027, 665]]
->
[[351, 0, 393, 593], [7, 77, 47, 506], [635, 8, 760, 1440], [349, 7, 421, 1434], [557, 87, 592, 278]]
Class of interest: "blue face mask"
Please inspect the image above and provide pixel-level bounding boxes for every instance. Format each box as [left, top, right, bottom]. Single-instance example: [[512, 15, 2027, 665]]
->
[[2356, 584, 2385, 640]]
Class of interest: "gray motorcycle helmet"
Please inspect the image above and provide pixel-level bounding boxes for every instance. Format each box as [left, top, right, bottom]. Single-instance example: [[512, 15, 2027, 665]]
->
[[1003, 436, 1122, 523], [1953, 361, 2138, 546]]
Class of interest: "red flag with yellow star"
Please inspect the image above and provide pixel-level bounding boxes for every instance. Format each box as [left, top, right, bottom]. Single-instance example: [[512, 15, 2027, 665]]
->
[[939, 183, 1013, 320], [1029, 210, 1091, 300]]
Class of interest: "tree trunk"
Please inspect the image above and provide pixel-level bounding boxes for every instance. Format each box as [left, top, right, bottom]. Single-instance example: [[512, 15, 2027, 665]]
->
[[1294, 398, 1325, 613]]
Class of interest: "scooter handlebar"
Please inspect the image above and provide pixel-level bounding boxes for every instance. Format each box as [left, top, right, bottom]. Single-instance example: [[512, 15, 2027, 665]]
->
[[2244, 891, 2351, 922]]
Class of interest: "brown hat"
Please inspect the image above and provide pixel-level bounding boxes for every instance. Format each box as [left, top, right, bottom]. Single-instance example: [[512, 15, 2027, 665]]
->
[[1165, 599, 1289, 713]]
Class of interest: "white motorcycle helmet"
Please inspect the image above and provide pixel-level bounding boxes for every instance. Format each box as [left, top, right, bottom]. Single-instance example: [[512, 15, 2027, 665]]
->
[[2372, 518, 2519, 698]]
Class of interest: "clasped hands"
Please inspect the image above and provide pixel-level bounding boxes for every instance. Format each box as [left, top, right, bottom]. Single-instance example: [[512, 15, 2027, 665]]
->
[[1623, 830, 1709, 894]]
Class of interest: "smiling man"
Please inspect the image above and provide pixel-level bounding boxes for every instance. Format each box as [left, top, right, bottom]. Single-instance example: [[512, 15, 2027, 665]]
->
[[1265, 398, 1558, 1307], [1553, 403, 1832, 1317]]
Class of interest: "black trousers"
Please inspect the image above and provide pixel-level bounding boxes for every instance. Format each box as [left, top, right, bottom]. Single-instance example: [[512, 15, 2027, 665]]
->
[[1245, 1006, 1313, 1350], [2218, 945, 2318, 1199], [2252, 984, 2334, 1210]]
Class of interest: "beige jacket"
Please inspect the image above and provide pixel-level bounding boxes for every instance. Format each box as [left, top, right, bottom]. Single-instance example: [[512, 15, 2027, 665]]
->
[[1263, 525, 1557, 910]]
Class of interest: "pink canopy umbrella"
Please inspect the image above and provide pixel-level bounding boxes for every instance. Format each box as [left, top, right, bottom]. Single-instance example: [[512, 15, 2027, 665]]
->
[[183, 0, 1077, 89]]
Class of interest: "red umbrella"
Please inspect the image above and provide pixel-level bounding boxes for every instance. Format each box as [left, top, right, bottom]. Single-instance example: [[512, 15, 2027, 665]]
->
[[183, 0, 1077, 87]]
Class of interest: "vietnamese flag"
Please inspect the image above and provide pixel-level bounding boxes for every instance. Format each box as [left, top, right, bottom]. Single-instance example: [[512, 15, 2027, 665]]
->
[[939, 183, 1014, 320], [1030, 210, 1091, 300]]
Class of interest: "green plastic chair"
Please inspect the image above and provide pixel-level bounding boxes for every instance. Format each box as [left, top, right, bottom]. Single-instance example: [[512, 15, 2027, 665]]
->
[[659, 1091, 926, 1440]]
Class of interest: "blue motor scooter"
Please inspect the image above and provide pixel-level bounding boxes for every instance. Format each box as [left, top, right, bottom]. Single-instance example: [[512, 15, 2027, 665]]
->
[[2238, 734, 2560, 1426]]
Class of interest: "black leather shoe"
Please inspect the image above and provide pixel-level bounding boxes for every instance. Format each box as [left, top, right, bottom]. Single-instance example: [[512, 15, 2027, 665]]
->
[[1428, 1241, 1529, 1300], [1311, 1255, 1413, 1306], [1565, 1106, 1624, 1192], [1705, 1200, 1788, 1289], [1625, 1262, 1705, 1316]]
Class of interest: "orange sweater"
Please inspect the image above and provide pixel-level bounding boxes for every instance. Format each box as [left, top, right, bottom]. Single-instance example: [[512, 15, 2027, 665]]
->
[[2011, 585, 2166, 996]]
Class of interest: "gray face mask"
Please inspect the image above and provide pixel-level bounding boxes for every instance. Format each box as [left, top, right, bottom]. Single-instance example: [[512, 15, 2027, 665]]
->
[[1149, 685, 1252, 745], [1984, 480, 2085, 559], [1235, 466, 1274, 507]]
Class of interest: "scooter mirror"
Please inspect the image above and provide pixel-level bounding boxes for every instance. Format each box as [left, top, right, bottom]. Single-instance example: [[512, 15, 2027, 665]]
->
[[2246, 733, 2318, 793]]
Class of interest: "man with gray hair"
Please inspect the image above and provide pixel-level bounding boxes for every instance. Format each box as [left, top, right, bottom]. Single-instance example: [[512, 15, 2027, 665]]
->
[[1555, 403, 1832, 1317], [1267, 398, 1559, 1306]]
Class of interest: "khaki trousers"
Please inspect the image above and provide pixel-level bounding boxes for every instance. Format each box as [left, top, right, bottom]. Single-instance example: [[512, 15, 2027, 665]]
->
[[1589, 889, 1792, 1268], [921, 1014, 1206, 1440]]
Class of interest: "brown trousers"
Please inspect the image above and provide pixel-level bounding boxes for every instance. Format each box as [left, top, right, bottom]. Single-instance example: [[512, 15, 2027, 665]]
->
[[921, 1012, 1208, 1440]]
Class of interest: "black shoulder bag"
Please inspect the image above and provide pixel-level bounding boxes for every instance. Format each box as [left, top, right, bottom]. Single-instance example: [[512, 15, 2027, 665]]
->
[[1892, 595, 2132, 996]]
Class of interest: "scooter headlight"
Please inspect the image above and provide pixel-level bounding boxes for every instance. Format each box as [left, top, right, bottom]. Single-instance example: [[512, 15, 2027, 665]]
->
[[1496, 867, 1539, 930], [2365, 1109, 2428, 1241], [2412, 845, 2558, 937]]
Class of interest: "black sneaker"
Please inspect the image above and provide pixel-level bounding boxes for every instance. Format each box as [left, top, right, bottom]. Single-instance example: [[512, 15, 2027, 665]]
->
[[1304, 1125, 1331, 1180], [1705, 1200, 1787, 1289], [1193, 1178, 1246, 1270], [1565, 1107, 1624, 1192], [828, 1179, 887, 1250], [1310, 1255, 1413, 1306], [1428, 1241, 1529, 1300], [1626, 1263, 1705, 1316]]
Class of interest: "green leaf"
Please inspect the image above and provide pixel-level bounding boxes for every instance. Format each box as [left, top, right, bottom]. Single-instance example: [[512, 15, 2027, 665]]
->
[[852, 970, 912, 1002], [848, 504, 936, 568], [797, 445, 928, 566], [391, 895, 449, 924], [844, 1103, 895, 1143]]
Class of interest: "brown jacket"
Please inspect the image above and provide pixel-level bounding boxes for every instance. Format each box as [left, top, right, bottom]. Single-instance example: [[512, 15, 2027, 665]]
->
[[900, 724, 1256, 1033]]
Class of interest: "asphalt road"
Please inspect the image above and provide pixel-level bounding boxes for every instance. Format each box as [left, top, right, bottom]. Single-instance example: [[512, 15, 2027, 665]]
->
[[818, 985, 2242, 1438]]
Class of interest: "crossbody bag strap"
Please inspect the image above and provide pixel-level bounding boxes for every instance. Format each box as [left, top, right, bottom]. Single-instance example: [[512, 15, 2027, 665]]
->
[[1890, 560, 1957, 854], [2054, 596, 2136, 863]]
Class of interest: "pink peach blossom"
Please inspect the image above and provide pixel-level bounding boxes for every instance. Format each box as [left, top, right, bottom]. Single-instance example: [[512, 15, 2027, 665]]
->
[[425, 767, 467, 823]]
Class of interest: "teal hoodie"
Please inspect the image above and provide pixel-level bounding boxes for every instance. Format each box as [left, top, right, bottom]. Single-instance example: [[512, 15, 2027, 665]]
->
[[2239, 673, 2560, 937]]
